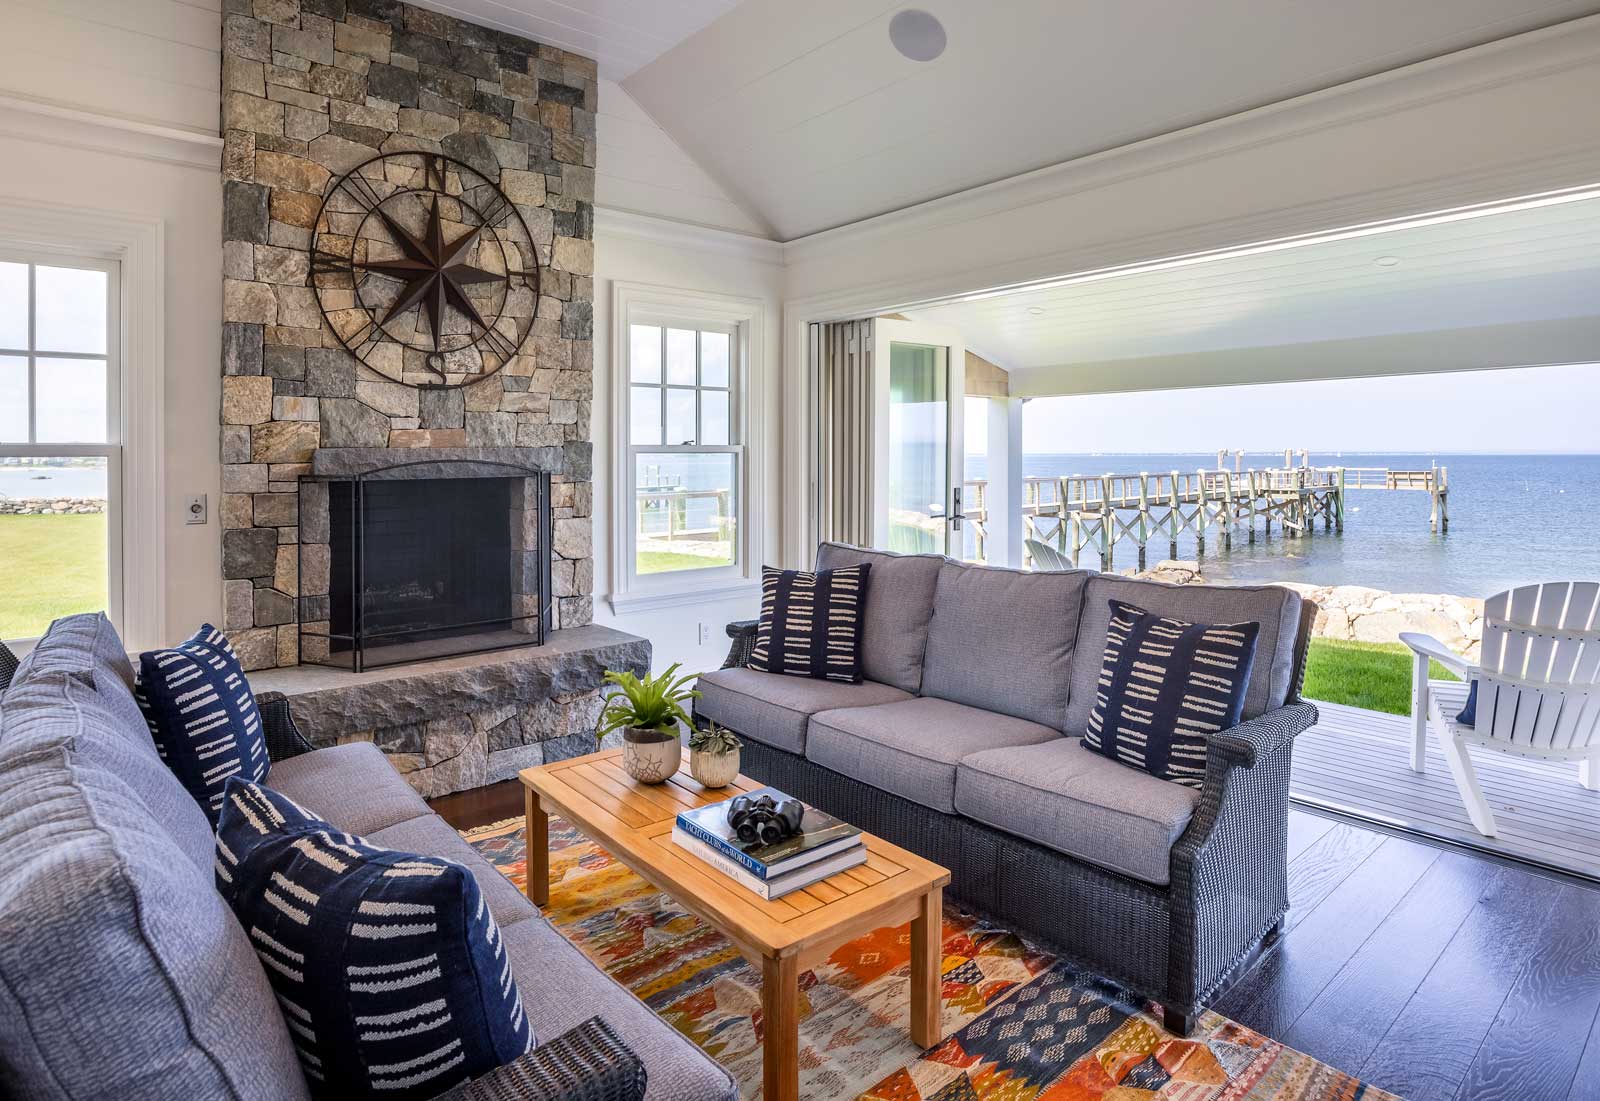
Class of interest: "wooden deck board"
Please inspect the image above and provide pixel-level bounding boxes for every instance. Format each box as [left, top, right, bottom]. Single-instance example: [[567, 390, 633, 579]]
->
[[1293, 701, 1600, 881]]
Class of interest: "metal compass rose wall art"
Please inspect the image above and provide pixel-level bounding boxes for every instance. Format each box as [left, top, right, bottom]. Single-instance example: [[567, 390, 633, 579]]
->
[[310, 152, 541, 389]]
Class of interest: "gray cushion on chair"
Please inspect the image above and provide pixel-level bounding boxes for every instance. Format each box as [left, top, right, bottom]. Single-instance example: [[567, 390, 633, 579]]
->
[[0, 674, 309, 1101], [815, 542, 944, 692], [266, 741, 432, 836], [1064, 576, 1302, 737], [955, 738, 1201, 885], [806, 696, 1061, 814], [920, 562, 1093, 729], [365, 813, 543, 930], [503, 915, 740, 1101], [695, 666, 911, 754]]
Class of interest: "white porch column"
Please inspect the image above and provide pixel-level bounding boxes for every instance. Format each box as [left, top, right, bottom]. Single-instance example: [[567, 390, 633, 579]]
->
[[984, 397, 1024, 567]]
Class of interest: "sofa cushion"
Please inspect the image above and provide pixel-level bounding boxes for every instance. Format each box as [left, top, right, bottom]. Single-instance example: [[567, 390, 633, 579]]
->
[[1084, 600, 1260, 789], [1065, 577, 1302, 737], [955, 738, 1201, 885], [136, 625, 269, 823], [0, 674, 309, 1101], [10, 612, 145, 733], [366, 813, 542, 931], [815, 542, 944, 693], [749, 563, 871, 683], [266, 741, 431, 837], [502, 915, 739, 1101], [806, 697, 1061, 814], [920, 561, 1093, 729], [695, 666, 911, 754], [216, 780, 533, 1100]]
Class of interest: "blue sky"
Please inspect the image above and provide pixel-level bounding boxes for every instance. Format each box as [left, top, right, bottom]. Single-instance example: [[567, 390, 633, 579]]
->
[[986, 362, 1600, 455]]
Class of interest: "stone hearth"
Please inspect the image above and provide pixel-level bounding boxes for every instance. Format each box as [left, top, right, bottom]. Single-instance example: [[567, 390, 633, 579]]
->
[[249, 623, 646, 797]]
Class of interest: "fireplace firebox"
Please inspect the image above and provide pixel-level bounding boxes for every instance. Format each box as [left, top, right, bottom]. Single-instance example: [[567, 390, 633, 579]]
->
[[297, 459, 552, 672]]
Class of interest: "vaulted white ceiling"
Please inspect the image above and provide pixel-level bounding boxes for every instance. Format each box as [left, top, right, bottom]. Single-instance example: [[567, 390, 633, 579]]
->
[[412, 0, 740, 80], [904, 192, 1600, 385], [622, 0, 1600, 239]]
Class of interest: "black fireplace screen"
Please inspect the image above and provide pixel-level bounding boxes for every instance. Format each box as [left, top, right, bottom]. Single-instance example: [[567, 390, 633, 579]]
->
[[298, 460, 552, 672]]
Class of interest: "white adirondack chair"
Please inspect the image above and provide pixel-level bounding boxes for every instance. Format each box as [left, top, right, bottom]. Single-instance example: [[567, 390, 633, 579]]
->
[[1401, 581, 1600, 837], [1025, 538, 1074, 572]]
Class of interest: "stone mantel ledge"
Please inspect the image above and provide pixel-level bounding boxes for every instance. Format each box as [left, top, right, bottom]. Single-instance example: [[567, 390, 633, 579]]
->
[[248, 623, 646, 742], [310, 443, 591, 482]]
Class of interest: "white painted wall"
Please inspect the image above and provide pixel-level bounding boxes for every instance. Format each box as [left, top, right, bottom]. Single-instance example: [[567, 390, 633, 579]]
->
[[596, 79, 771, 238], [591, 217, 785, 671]]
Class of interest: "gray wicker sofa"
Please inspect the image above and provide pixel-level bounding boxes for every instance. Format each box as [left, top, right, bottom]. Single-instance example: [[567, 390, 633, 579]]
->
[[695, 543, 1318, 1035], [0, 614, 737, 1101]]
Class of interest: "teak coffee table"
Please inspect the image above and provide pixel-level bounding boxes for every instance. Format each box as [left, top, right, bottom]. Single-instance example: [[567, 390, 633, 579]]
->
[[519, 748, 951, 1101]]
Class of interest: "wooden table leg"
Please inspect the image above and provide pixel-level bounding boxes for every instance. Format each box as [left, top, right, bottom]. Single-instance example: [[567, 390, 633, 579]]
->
[[910, 885, 943, 1049], [761, 953, 800, 1101], [525, 786, 549, 907]]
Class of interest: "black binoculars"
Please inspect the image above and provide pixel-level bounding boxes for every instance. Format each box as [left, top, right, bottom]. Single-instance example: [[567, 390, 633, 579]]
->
[[726, 794, 805, 846]]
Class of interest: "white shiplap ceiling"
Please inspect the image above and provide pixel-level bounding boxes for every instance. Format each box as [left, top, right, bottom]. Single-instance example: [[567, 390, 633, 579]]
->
[[622, 0, 1600, 239], [904, 193, 1600, 376], [410, 0, 740, 79]]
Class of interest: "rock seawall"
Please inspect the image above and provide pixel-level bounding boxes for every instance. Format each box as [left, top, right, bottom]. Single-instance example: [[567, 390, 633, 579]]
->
[[0, 497, 106, 515]]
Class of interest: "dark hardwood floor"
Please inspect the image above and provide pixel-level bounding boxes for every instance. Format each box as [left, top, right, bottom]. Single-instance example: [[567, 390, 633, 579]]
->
[[431, 788, 1600, 1100]]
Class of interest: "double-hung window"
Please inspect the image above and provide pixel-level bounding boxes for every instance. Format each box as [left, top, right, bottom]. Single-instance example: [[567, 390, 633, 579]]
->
[[0, 254, 121, 644], [613, 284, 762, 610]]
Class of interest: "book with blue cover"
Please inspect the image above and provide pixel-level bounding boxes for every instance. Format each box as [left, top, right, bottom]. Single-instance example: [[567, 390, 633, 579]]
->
[[674, 787, 862, 881]]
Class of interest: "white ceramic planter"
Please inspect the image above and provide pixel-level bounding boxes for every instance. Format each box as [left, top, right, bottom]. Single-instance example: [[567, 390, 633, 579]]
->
[[690, 747, 740, 789], [622, 728, 682, 784]]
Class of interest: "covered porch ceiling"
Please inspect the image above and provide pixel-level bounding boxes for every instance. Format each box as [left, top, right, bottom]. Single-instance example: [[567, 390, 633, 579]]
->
[[902, 189, 1600, 398]]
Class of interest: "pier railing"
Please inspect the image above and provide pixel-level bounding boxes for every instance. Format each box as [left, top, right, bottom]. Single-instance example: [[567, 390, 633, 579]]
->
[[963, 461, 1448, 569]]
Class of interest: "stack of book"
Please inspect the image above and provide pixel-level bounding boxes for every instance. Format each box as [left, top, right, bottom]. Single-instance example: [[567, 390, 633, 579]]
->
[[672, 786, 865, 900]]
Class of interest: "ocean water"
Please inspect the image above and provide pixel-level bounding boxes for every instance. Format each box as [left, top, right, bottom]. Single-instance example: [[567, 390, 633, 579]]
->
[[964, 453, 1600, 598], [0, 464, 108, 500]]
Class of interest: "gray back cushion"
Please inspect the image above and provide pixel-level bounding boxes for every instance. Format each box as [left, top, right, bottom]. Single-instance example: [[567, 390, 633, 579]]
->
[[815, 542, 944, 693], [0, 673, 310, 1101], [920, 561, 1094, 729], [1065, 576, 1304, 737]]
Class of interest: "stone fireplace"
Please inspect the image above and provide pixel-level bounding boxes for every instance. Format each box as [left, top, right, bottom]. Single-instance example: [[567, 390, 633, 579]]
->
[[221, 0, 636, 796]]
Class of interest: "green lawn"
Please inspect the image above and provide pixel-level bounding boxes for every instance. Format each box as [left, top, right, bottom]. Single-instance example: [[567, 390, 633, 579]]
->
[[638, 549, 735, 575], [0, 514, 108, 641], [1303, 637, 1459, 715]]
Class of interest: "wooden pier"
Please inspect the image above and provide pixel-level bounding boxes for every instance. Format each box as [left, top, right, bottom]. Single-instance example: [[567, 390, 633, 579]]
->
[[965, 451, 1448, 569]]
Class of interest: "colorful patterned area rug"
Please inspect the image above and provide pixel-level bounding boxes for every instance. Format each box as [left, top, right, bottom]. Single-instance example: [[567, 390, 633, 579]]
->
[[464, 816, 1397, 1101]]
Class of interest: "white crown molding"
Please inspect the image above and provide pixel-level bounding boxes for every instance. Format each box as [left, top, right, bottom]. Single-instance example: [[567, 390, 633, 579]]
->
[[783, 13, 1600, 264], [0, 92, 221, 171], [594, 206, 784, 264]]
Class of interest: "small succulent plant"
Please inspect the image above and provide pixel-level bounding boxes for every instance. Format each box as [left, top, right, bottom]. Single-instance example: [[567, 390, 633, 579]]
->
[[689, 722, 742, 756], [595, 663, 700, 747]]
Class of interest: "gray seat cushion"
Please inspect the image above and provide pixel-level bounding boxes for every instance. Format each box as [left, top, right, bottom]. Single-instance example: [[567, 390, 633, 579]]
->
[[9, 612, 147, 737], [806, 696, 1061, 814], [920, 561, 1094, 729], [266, 740, 431, 835], [815, 542, 944, 692], [0, 673, 309, 1101], [502, 915, 739, 1101], [955, 738, 1201, 885], [695, 666, 911, 754], [365, 813, 542, 931], [1065, 576, 1302, 737]]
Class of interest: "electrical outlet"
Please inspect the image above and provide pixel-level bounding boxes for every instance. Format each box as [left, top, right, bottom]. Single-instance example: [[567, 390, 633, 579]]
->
[[698, 622, 712, 645], [184, 494, 208, 525]]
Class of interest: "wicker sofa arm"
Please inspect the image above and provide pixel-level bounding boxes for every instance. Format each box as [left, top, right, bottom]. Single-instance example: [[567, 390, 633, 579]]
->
[[1205, 701, 1319, 769], [434, 1017, 646, 1101], [257, 691, 316, 762], [721, 619, 759, 669]]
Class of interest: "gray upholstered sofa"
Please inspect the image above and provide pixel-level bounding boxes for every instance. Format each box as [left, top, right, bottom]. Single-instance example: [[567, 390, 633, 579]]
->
[[0, 613, 736, 1101], [695, 542, 1318, 1034]]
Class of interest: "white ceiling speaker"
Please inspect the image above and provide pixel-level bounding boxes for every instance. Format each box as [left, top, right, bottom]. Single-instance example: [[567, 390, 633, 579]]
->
[[1373, 255, 1402, 268], [889, 10, 947, 62]]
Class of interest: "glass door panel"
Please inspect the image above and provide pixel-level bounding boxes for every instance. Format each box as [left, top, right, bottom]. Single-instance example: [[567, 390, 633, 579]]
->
[[871, 317, 965, 555]]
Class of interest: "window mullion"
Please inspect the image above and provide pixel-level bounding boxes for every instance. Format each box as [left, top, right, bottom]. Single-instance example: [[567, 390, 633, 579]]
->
[[27, 262, 36, 444]]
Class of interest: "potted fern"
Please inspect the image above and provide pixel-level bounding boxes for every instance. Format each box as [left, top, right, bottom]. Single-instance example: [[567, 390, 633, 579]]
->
[[688, 722, 743, 789], [597, 664, 699, 783]]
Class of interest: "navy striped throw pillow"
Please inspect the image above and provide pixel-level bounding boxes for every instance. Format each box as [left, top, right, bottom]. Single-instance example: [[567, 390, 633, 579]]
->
[[1084, 600, 1260, 788], [215, 780, 532, 1100], [749, 564, 871, 683], [136, 624, 268, 822]]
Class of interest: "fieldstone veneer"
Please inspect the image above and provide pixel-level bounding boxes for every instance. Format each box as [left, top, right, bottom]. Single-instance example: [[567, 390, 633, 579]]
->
[[219, 0, 596, 672]]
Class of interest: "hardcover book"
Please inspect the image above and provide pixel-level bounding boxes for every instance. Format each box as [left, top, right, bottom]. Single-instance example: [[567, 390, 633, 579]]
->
[[674, 787, 862, 880], [670, 828, 868, 900]]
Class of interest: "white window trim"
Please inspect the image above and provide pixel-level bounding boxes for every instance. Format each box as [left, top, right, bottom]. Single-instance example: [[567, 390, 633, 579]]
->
[[609, 281, 763, 615], [0, 198, 165, 651]]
